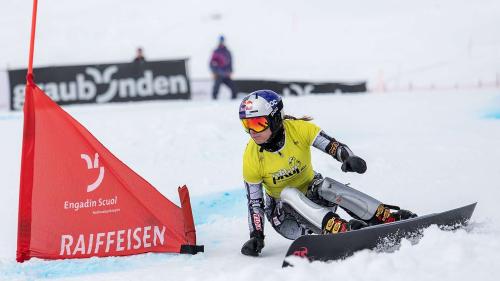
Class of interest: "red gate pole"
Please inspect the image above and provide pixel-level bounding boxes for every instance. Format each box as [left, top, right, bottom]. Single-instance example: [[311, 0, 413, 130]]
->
[[27, 0, 38, 85]]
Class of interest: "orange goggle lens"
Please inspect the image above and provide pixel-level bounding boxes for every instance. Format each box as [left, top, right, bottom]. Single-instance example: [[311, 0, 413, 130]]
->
[[241, 117, 269, 133]]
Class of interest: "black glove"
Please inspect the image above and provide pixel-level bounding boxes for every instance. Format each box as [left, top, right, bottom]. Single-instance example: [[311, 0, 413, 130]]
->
[[341, 156, 367, 174], [241, 233, 265, 257]]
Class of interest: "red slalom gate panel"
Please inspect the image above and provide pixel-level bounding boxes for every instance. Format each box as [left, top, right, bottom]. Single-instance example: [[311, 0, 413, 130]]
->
[[17, 82, 202, 262]]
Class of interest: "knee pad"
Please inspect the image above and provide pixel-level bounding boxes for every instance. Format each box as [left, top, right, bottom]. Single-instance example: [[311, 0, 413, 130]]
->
[[317, 178, 382, 220], [280, 187, 330, 230]]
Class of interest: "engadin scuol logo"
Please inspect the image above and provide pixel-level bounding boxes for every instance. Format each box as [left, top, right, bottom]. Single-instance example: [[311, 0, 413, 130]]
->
[[63, 153, 119, 212], [81, 153, 105, 192], [271, 156, 306, 184]]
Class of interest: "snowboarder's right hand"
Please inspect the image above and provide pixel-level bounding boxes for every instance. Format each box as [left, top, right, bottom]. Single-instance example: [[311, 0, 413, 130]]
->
[[241, 233, 264, 256], [341, 155, 367, 174]]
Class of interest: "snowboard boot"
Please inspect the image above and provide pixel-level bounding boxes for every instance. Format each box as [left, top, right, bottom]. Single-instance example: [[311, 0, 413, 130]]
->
[[321, 212, 367, 234], [366, 204, 417, 226]]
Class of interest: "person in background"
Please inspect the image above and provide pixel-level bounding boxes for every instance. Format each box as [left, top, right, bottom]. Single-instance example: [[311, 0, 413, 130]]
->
[[133, 47, 146, 63], [209, 35, 237, 100]]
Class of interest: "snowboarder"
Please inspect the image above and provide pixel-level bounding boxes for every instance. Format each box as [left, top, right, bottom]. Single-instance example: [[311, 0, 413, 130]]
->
[[239, 90, 416, 257]]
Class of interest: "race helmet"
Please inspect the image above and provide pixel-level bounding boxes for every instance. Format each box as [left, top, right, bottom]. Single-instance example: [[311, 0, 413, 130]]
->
[[239, 90, 284, 134]]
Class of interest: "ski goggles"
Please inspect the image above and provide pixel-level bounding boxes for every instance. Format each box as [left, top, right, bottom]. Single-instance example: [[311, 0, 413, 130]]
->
[[240, 116, 269, 133]]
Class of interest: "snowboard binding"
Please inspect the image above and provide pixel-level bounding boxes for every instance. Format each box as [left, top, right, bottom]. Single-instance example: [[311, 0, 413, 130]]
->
[[321, 212, 367, 234], [367, 204, 417, 226]]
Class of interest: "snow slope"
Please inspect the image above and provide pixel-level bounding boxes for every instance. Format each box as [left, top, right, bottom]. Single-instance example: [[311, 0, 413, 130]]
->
[[1, 90, 500, 280], [1, 0, 500, 280]]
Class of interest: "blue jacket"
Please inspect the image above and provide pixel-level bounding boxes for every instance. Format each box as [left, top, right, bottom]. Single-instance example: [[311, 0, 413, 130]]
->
[[210, 45, 233, 77]]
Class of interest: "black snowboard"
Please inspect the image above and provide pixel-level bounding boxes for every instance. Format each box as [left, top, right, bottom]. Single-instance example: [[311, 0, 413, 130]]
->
[[283, 202, 476, 267]]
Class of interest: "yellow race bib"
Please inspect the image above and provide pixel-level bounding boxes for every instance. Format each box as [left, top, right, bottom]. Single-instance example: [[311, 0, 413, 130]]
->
[[242, 119, 321, 198]]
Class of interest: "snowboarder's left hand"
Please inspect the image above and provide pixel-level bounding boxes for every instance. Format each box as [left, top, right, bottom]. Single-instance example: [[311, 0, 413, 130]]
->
[[341, 156, 367, 174]]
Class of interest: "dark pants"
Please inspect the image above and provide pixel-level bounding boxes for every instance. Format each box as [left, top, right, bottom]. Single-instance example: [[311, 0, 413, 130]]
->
[[212, 76, 237, 99]]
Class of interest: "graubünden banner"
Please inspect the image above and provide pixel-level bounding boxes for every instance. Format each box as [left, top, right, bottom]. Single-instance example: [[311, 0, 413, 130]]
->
[[9, 59, 190, 110], [233, 79, 367, 96], [17, 78, 202, 262]]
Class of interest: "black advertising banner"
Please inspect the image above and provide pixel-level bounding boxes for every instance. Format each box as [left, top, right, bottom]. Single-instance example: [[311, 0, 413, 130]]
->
[[8, 60, 190, 110], [233, 80, 366, 96]]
